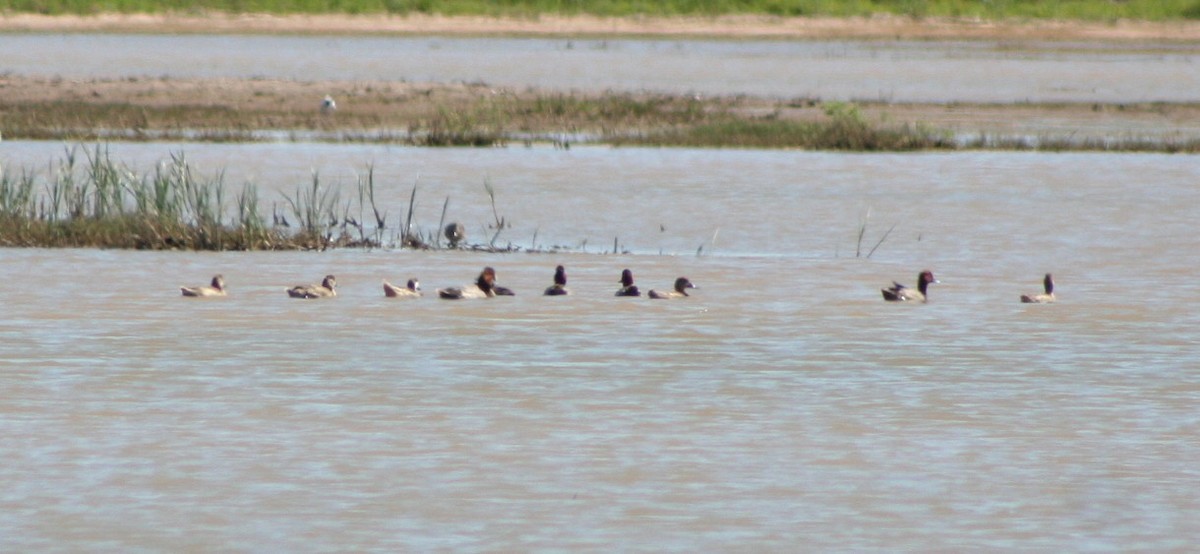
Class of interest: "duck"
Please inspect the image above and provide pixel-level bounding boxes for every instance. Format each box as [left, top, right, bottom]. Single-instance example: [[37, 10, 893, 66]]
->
[[648, 277, 696, 299], [881, 270, 937, 302], [1020, 273, 1055, 303], [287, 275, 337, 299], [383, 278, 421, 298], [438, 267, 497, 299], [615, 269, 641, 297], [544, 265, 569, 296], [181, 274, 226, 297]]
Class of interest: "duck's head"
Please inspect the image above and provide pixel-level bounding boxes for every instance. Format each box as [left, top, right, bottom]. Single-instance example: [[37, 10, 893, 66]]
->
[[620, 269, 635, 287], [1043, 273, 1054, 294], [553, 265, 567, 286], [322, 275, 337, 290], [674, 277, 697, 294], [407, 278, 420, 292], [476, 267, 496, 292], [917, 270, 937, 292], [211, 275, 225, 290]]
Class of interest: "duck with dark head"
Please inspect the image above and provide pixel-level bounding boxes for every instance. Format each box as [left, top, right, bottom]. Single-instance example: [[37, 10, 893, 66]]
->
[[438, 267, 497, 299], [615, 269, 640, 297], [1021, 273, 1055, 303], [881, 270, 937, 302], [648, 277, 697, 299], [544, 265, 569, 296]]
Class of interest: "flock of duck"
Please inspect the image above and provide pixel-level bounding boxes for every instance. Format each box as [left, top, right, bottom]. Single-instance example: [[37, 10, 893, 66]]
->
[[181, 266, 1056, 304], [180, 265, 700, 300]]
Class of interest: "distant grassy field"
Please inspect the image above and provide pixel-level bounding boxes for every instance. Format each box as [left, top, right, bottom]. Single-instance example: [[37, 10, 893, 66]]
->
[[3, 0, 1199, 21]]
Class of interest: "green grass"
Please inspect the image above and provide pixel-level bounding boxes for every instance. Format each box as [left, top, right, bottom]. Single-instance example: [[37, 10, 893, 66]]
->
[[616, 102, 958, 150], [4, 0, 1200, 21], [0, 145, 384, 250]]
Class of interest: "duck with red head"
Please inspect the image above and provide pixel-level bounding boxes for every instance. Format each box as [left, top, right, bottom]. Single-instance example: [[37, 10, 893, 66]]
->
[[544, 265, 569, 296], [383, 278, 422, 298], [438, 267, 497, 299], [181, 274, 226, 297], [881, 270, 937, 302], [615, 269, 640, 297], [288, 275, 337, 299], [648, 277, 697, 299], [1021, 273, 1055, 303]]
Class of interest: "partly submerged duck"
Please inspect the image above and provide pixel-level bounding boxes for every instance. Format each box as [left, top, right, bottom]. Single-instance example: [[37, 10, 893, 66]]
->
[[881, 270, 938, 302], [648, 277, 696, 299], [438, 267, 497, 299], [181, 274, 226, 297], [288, 275, 337, 299], [383, 278, 421, 298], [1021, 273, 1056, 304], [544, 265, 569, 296], [615, 269, 641, 297]]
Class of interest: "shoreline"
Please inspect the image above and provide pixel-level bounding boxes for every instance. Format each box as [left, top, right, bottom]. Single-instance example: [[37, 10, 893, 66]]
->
[[3, 74, 1199, 151], [3, 13, 1200, 42]]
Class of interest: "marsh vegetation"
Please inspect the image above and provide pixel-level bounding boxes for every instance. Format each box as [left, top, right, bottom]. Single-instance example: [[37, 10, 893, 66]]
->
[[0, 145, 537, 251], [4, 78, 1197, 152]]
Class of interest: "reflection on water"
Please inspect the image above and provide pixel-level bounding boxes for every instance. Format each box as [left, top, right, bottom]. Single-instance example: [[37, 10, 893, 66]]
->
[[3, 34, 1200, 102], [1, 144, 1199, 550]]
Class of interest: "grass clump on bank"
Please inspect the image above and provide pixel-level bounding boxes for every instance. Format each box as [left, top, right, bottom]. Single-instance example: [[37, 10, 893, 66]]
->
[[0, 145, 552, 251], [616, 101, 956, 150], [3, 0, 1199, 21], [0, 145, 386, 250]]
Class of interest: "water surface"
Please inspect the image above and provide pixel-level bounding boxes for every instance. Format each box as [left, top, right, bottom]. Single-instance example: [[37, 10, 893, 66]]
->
[[4, 34, 1199, 102], [2, 143, 1198, 550]]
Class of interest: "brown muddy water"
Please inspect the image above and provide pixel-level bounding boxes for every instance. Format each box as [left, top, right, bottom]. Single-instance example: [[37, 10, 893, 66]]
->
[[4, 34, 1200, 102], [1, 141, 1199, 550]]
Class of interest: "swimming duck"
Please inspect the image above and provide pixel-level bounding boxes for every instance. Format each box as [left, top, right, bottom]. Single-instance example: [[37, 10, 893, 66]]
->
[[881, 270, 937, 302], [1020, 273, 1055, 303], [648, 277, 696, 299], [544, 265, 569, 296], [181, 274, 226, 297], [288, 275, 337, 299], [383, 278, 421, 298], [438, 267, 497, 299], [615, 269, 641, 297]]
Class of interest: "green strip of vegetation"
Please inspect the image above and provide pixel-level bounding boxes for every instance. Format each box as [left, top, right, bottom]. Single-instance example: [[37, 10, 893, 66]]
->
[[0, 145, 379, 250], [617, 102, 957, 150], [3, 0, 1200, 21], [1, 144, 552, 251]]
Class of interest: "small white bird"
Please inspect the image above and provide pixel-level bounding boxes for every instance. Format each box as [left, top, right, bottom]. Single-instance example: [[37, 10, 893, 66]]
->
[[321, 95, 337, 114]]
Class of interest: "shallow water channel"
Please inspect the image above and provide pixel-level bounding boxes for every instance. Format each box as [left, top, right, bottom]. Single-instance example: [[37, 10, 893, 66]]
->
[[4, 33, 1200, 102]]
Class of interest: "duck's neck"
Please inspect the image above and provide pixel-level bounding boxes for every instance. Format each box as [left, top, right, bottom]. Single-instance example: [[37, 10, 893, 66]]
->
[[1044, 275, 1054, 295]]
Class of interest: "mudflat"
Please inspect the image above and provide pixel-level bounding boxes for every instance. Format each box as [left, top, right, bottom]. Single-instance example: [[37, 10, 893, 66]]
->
[[3, 14, 1199, 146]]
